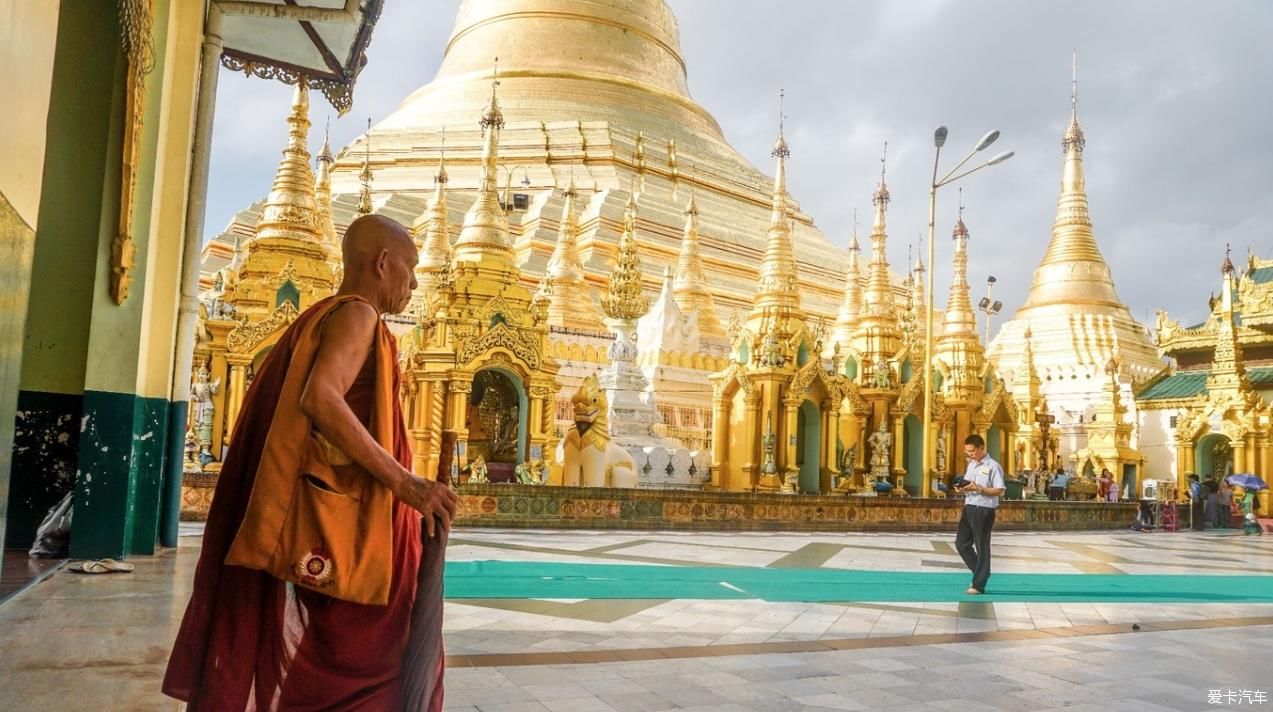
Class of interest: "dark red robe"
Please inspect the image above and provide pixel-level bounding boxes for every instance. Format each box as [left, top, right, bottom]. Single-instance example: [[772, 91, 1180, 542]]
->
[[164, 297, 442, 711]]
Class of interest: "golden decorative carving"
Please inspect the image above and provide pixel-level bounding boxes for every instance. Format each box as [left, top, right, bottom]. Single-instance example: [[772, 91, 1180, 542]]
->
[[601, 194, 650, 321], [111, 0, 157, 305], [456, 324, 542, 370], [226, 302, 300, 353]]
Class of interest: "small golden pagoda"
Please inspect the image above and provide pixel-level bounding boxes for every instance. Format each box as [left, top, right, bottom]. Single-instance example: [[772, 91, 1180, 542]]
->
[[932, 208, 1019, 484], [184, 81, 340, 513], [544, 176, 605, 331], [1140, 247, 1273, 510], [411, 144, 452, 316], [709, 106, 855, 494], [401, 71, 561, 482], [672, 189, 724, 340]]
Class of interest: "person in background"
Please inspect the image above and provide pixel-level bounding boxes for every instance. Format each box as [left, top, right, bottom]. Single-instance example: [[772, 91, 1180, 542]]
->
[[1217, 480, 1234, 529], [1187, 473, 1205, 531], [1049, 468, 1070, 501], [1203, 476, 1220, 529], [1097, 469, 1114, 502], [1240, 487, 1263, 535]]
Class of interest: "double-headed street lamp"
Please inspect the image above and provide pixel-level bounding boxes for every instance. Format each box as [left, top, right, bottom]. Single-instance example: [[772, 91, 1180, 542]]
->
[[922, 127, 1014, 496], [500, 165, 532, 212]]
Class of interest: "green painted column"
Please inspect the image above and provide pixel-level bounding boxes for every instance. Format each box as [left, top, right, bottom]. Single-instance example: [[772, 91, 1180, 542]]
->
[[7, 1, 121, 551], [71, 0, 176, 560]]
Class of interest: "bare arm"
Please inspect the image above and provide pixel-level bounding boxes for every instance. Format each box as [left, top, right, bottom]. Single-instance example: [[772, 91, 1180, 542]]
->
[[299, 301, 457, 534]]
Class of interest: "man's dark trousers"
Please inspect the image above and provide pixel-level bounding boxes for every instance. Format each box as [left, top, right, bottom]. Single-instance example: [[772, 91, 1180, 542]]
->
[[1191, 497, 1205, 531], [956, 505, 996, 592]]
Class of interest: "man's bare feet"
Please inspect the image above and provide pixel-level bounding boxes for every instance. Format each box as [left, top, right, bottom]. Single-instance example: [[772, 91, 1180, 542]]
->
[[965, 587, 983, 595]]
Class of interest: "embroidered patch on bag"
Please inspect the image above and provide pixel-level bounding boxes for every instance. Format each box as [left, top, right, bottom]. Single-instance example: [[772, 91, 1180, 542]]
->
[[296, 548, 334, 587]]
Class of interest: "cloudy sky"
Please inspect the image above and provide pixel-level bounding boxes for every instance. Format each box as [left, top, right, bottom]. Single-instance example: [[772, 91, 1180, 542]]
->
[[205, 0, 1273, 327]]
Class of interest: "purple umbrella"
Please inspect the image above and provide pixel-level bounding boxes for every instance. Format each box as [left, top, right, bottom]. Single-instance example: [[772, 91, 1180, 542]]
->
[[1225, 473, 1268, 491]]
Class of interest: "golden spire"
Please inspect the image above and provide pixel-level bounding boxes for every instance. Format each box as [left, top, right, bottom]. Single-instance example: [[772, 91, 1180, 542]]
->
[[453, 58, 516, 273], [255, 79, 321, 245], [1018, 53, 1126, 312], [414, 128, 452, 289], [1013, 324, 1042, 395], [546, 175, 605, 329], [1208, 243, 1249, 394], [314, 118, 339, 256], [941, 193, 977, 340], [601, 193, 650, 321], [911, 235, 926, 334], [862, 142, 894, 315], [832, 210, 863, 348], [672, 177, 724, 338], [356, 117, 374, 215], [752, 89, 802, 320]]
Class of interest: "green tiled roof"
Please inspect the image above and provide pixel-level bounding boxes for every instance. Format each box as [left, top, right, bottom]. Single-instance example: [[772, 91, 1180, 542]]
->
[[1250, 267, 1273, 284], [1138, 372, 1208, 401], [1138, 365, 1273, 401]]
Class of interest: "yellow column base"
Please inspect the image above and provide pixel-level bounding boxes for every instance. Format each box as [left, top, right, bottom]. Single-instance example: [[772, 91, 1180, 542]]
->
[[756, 474, 784, 492]]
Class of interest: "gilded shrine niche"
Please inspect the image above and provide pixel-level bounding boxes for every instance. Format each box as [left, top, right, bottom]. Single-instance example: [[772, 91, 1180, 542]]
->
[[466, 369, 525, 473]]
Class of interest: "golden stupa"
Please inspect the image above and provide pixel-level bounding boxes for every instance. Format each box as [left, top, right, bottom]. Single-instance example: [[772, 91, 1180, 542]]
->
[[987, 65, 1164, 422]]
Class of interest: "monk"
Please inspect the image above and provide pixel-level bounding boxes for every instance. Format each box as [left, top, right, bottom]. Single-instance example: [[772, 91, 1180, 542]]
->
[[164, 215, 458, 710]]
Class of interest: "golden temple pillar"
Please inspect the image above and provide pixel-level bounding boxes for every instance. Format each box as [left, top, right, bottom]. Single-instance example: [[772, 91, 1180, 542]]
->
[[782, 399, 799, 489], [1233, 438, 1247, 474], [424, 377, 447, 477], [446, 379, 472, 465], [891, 414, 905, 493], [1258, 434, 1271, 479], [1176, 439, 1192, 492], [742, 395, 760, 489], [856, 415, 869, 489], [709, 398, 729, 489], [224, 357, 250, 444], [824, 401, 840, 492]]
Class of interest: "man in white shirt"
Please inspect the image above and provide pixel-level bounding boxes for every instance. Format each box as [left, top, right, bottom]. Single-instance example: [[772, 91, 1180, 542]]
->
[[955, 434, 1006, 595]]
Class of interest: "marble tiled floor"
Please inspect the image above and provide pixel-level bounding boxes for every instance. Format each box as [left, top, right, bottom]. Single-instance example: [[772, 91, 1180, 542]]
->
[[1, 527, 1270, 711]]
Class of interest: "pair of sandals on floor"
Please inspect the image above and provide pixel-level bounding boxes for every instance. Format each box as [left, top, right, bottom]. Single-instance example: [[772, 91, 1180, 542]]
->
[[67, 558, 135, 574]]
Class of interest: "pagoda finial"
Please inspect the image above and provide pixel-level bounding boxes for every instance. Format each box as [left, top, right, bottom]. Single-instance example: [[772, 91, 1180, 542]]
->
[[769, 89, 790, 223], [873, 141, 890, 207], [750, 89, 801, 320], [942, 194, 977, 340], [602, 195, 650, 321], [1063, 50, 1085, 152], [1222, 242, 1234, 274], [453, 57, 514, 263], [356, 117, 374, 215], [481, 57, 504, 130], [254, 77, 321, 246], [435, 126, 448, 185], [314, 115, 338, 251]]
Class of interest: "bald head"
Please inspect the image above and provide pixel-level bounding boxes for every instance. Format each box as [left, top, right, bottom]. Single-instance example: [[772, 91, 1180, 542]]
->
[[338, 214, 418, 314], [342, 214, 414, 268]]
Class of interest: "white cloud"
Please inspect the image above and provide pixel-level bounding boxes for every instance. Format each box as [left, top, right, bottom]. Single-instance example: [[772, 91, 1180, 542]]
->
[[204, 0, 1273, 328]]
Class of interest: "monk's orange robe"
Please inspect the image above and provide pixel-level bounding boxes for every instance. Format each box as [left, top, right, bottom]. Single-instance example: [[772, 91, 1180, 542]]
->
[[164, 296, 443, 711]]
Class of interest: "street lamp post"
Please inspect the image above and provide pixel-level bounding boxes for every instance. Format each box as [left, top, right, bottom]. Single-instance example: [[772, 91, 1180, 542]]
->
[[500, 165, 532, 212], [922, 128, 1014, 497], [978, 275, 1003, 344]]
